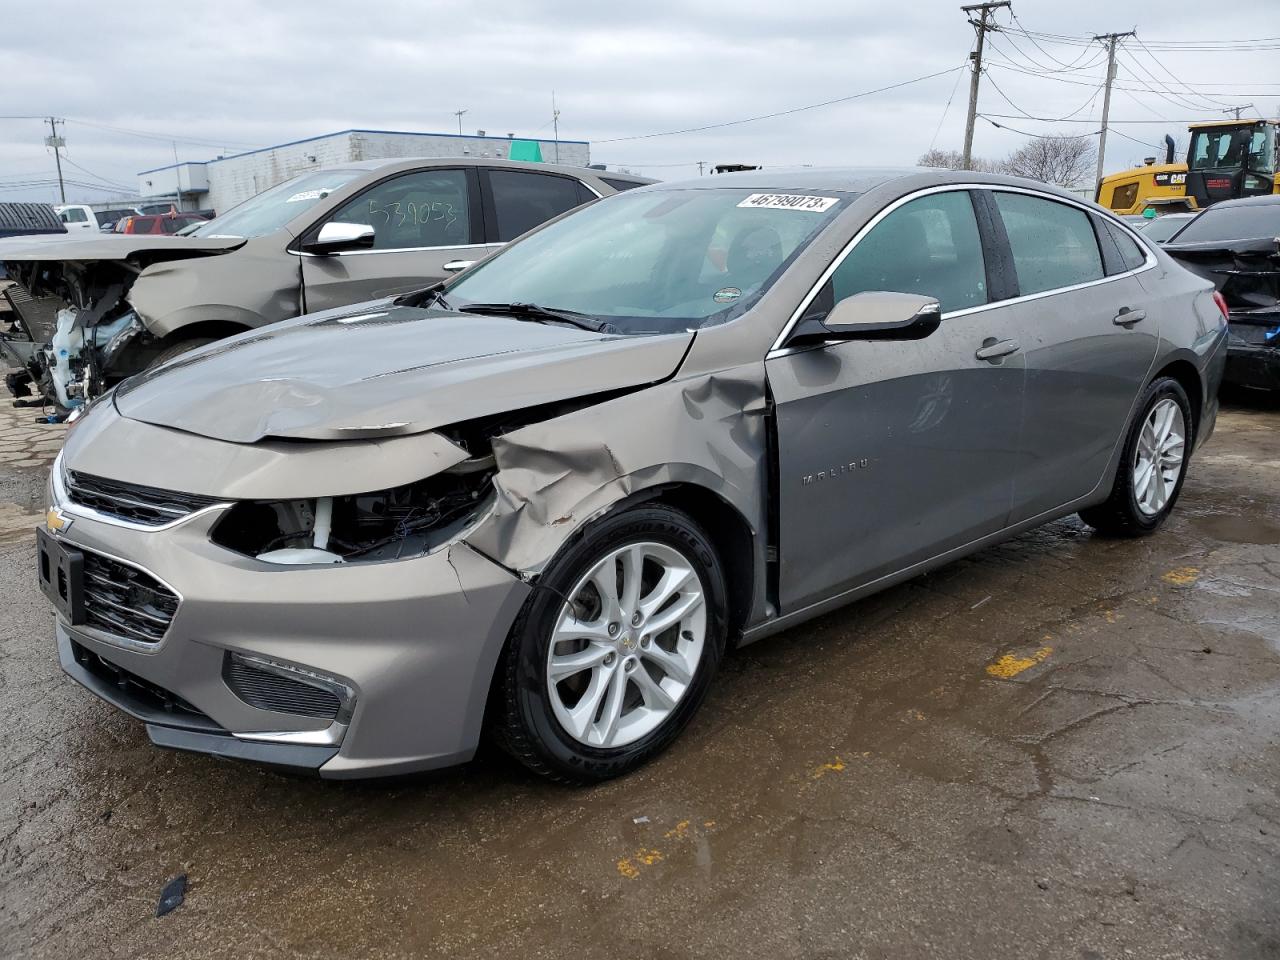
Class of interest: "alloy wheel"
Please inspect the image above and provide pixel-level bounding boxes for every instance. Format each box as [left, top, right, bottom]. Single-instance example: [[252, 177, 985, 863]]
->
[[1133, 398, 1185, 517], [546, 541, 707, 748]]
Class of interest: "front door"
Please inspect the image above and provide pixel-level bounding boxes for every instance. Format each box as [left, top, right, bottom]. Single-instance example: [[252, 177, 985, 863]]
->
[[300, 167, 491, 313], [767, 189, 1027, 613]]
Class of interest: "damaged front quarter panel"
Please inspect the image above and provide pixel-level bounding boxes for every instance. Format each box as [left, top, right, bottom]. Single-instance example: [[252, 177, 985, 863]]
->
[[463, 360, 773, 627]]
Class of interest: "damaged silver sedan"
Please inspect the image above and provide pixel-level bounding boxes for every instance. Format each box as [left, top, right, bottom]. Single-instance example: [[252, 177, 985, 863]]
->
[[39, 170, 1227, 781]]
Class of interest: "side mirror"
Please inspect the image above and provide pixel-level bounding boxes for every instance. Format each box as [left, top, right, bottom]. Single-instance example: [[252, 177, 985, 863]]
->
[[790, 291, 942, 346], [304, 222, 376, 255]]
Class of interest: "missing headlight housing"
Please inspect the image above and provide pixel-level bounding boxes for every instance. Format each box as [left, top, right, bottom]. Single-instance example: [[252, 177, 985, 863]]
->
[[210, 458, 496, 563]]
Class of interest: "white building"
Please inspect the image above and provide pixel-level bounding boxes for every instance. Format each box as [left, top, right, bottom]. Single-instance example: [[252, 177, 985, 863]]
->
[[137, 128, 591, 214]]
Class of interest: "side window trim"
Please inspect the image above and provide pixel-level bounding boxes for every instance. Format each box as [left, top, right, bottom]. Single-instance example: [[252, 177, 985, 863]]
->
[[772, 183, 1159, 352], [294, 166, 486, 255]]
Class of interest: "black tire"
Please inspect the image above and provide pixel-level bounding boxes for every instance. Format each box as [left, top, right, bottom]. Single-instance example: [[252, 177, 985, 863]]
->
[[147, 336, 217, 369], [492, 503, 728, 784], [1079, 376, 1194, 537]]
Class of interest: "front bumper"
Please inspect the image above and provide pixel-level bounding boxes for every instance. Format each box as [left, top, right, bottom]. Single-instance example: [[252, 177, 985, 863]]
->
[[49, 504, 530, 778]]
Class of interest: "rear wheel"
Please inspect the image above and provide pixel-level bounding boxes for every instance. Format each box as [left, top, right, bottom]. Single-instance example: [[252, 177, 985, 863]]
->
[[1079, 377, 1193, 536], [492, 504, 727, 783]]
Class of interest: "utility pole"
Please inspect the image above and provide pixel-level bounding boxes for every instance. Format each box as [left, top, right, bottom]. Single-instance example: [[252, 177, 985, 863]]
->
[[697, 161, 706, 176], [551, 91, 560, 162], [960, 1, 1009, 170], [1093, 30, 1136, 187], [44, 116, 66, 203], [1222, 104, 1254, 120], [453, 109, 468, 136]]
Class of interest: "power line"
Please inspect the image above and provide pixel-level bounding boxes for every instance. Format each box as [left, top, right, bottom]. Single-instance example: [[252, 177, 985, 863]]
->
[[982, 60, 1276, 97], [929, 58, 971, 152], [595, 65, 965, 144], [63, 118, 263, 150], [979, 115, 1099, 139]]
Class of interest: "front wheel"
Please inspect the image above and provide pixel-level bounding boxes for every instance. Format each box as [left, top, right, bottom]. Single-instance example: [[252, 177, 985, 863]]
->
[[1079, 377, 1193, 536], [492, 504, 728, 783]]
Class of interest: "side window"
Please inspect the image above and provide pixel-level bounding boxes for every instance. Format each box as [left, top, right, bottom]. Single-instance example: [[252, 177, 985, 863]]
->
[[488, 170, 588, 242], [601, 177, 643, 193], [994, 192, 1104, 295], [326, 169, 471, 250], [1099, 221, 1149, 274], [61, 208, 88, 223], [829, 190, 988, 314]]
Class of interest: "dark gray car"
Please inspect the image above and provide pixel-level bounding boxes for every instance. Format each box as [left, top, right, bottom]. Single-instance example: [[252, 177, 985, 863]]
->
[[0, 158, 649, 413], [39, 169, 1227, 782]]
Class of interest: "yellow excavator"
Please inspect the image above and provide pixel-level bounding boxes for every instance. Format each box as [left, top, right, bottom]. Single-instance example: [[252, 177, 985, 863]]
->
[[1097, 119, 1280, 215]]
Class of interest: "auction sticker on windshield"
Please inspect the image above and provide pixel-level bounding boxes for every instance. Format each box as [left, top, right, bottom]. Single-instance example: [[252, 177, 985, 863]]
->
[[737, 194, 838, 212]]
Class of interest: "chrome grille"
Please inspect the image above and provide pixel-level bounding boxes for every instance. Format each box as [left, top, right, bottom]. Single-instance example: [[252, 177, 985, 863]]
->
[[82, 551, 179, 644], [66, 471, 223, 527]]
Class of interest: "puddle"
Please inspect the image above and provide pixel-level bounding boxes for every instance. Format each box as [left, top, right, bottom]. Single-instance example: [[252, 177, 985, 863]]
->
[[1191, 514, 1280, 546]]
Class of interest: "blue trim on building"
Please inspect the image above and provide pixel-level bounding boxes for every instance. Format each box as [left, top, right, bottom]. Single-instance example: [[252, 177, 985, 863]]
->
[[136, 128, 589, 176]]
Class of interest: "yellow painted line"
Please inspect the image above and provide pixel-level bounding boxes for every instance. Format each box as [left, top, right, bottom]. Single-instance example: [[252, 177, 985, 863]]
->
[[986, 645, 1053, 679], [1162, 566, 1200, 586]]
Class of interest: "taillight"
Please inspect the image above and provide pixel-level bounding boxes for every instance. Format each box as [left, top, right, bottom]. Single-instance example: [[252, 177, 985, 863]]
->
[[1212, 291, 1230, 322]]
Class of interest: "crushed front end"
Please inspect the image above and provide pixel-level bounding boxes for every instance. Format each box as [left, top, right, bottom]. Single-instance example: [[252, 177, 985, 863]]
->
[[2, 259, 147, 415]]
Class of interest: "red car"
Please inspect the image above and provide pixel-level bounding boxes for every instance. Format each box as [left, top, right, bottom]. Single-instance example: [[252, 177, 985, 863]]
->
[[114, 213, 208, 235]]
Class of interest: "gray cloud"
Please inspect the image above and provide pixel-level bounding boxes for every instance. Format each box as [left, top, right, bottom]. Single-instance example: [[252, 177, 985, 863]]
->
[[2, 0, 1277, 203]]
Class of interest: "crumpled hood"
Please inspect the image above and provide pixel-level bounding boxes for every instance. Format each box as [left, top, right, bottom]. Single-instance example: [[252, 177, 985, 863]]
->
[[114, 303, 694, 443], [0, 232, 244, 262]]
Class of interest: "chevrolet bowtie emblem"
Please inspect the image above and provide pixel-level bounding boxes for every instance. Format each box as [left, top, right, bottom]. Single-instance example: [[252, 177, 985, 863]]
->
[[45, 507, 72, 534]]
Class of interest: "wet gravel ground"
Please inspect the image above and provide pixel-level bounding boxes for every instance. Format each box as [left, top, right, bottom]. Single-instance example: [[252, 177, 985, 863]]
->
[[1, 395, 1278, 960]]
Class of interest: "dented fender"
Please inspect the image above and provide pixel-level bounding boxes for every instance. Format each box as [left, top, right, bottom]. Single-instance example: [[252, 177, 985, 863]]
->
[[464, 363, 772, 621]]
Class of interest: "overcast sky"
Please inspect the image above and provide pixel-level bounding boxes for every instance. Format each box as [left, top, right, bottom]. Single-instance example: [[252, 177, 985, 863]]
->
[[3, 0, 1278, 205]]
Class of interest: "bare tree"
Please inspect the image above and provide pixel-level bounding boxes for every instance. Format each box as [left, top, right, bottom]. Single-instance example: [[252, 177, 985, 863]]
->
[[917, 148, 1003, 174], [1001, 134, 1097, 188]]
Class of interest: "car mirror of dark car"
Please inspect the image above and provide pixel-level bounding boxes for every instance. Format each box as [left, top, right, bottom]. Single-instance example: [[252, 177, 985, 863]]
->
[[789, 291, 943, 346], [303, 222, 377, 255]]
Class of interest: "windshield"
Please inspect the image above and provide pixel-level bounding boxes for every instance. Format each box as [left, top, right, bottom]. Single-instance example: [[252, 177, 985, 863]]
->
[[445, 187, 850, 334], [1189, 125, 1258, 172], [1169, 204, 1280, 244], [191, 169, 362, 239]]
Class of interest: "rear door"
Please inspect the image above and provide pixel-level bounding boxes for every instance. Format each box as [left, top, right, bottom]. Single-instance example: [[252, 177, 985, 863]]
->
[[299, 167, 489, 313], [766, 188, 1027, 612], [988, 190, 1159, 522]]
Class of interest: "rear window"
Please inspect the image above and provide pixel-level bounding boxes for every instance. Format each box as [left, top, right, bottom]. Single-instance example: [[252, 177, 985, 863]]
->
[[1098, 221, 1149, 274], [995, 192, 1104, 295], [1169, 204, 1280, 244], [488, 170, 591, 241], [602, 177, 645, 193]]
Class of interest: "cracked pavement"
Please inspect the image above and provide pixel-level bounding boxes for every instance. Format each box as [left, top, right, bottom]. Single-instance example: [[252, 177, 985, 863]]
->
[[0, 394, 1277, 959]]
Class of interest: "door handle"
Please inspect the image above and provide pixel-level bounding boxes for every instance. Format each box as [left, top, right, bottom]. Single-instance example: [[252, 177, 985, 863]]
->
[[1113, 307, 1146, 326], [975, 338, 1020, 362], [442, 260, 475, 273]]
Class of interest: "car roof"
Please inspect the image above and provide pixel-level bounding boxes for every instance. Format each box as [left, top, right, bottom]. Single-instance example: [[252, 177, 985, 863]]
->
[[1201, 193, 1280, 211], [625, 167, 1093, 202], [328, 156, 656, 184]]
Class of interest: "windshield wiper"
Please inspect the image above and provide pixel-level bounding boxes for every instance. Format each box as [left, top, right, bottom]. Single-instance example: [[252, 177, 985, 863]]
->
[[395, 281, 452, 311], [457, 301, 618, 334]]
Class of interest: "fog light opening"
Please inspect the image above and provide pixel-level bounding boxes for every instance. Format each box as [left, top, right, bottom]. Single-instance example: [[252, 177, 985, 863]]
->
[[225, 652, 356, 725]]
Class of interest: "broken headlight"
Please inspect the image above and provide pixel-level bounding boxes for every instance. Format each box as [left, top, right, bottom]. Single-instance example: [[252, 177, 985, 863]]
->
[[210, 458, 495, 564]]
